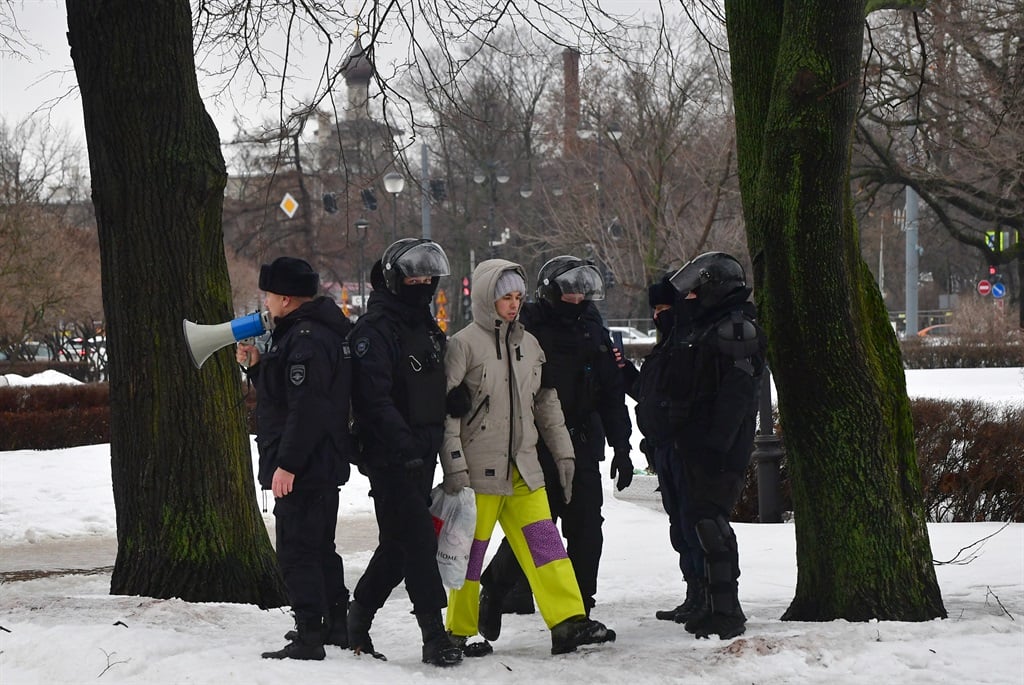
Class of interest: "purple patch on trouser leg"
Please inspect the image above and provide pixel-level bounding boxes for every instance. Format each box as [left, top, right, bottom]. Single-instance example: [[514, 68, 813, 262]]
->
[[522, 519, 569, 567], [466, 538, 490, 581]]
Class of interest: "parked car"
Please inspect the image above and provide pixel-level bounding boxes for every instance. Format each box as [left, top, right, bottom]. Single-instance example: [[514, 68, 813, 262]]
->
[[917, 324, 957, 345], [60, 336, 106, 364], [917, 324, 954, 338], [24, 342, 52, 361]]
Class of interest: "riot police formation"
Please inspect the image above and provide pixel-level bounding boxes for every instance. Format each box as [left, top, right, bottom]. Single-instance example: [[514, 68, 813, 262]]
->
[[237, 246, 767, 663], [633, 252, 766, 640], [345, 239, 464, 667], [236, 257, 354, 661], [477, 256, 634, 639]]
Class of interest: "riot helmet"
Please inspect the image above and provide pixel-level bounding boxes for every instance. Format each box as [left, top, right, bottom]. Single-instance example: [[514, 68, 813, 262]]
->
[[381, 238, 451, 295], [536, 256, 606, 306], [669, 251, 747, 309]]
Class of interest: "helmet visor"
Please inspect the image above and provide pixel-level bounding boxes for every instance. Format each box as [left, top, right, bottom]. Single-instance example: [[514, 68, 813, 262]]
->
[[553, 264, 605, 301], [668, 263, 706, 295], [395, 242, 451, 279]]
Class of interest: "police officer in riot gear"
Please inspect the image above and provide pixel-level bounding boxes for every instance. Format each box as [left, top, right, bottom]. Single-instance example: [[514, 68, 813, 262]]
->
[[346, 239, 464, 667], [645, 251, 766, 640], [477, 256, 634, 640], [632, 271, 705, 625]]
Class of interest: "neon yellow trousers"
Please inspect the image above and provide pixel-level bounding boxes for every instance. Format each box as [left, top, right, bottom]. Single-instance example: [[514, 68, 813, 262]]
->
[[445, 468, 585, 637]]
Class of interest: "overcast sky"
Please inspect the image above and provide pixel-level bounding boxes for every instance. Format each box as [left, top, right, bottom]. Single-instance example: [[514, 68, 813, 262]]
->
[[1, 0, 687, 151]]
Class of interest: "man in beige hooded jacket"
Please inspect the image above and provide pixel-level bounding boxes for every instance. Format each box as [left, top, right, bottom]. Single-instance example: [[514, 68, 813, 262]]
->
[[439, 258, 616, 656]]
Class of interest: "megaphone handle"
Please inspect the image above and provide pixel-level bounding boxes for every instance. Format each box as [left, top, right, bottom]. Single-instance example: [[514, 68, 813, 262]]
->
[[237, 339, 258, 369]]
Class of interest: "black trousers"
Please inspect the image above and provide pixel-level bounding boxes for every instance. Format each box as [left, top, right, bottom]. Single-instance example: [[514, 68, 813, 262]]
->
[[274, 488, 348, 623], [483, 446, 604, 610], [352, 462, 447, 615], [681, 454, 747, 594], [651, 443, 702, 582]]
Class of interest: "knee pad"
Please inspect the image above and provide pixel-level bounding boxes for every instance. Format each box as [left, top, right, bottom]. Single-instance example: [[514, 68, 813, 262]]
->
[[695, 516, 735, 556]]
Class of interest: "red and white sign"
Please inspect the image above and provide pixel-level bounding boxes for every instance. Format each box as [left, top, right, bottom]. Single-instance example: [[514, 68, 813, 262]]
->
[[977, 280, 992, 296]]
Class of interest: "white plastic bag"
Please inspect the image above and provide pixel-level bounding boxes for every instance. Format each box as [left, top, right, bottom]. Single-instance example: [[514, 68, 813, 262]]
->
[[428, 485, 477, 589]]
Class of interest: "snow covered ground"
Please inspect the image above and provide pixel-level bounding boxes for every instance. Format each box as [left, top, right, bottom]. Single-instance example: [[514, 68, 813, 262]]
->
[[0, 367, 1021, 684]]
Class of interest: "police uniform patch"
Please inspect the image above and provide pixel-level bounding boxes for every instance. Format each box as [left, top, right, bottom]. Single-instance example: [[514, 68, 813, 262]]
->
[[354, 337, 370, 358], [289, 364, 306, 386]]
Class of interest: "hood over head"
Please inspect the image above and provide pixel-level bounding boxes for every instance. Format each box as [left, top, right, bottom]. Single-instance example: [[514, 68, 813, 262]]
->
[[471, 258, 528, 326]]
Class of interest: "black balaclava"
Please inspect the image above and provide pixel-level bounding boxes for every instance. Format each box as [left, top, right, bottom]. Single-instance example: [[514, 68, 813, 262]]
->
[[552, 298, 586, 321], [397, 278, 438, 309], [653, 308, 676, 336]]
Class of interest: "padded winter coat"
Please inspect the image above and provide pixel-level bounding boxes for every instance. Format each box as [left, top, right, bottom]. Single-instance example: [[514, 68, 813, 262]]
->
[[440, 259, 574, 495]]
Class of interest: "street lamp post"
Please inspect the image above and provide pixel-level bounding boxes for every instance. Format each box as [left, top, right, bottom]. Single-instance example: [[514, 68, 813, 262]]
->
[[578, 123, 622, 319], [597, 123, 621, 234], [474, 163, 509, 258], [383, 171, 405, 244], [354, 218, 370, 317]]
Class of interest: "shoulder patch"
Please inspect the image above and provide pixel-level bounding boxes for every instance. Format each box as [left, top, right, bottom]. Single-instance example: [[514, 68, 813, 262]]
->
[[289, 364, 306, 386], [354, 337, 370, 358]]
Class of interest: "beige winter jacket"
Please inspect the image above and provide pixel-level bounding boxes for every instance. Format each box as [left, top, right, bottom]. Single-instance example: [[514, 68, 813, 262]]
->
[[440, 259, 574, 495]]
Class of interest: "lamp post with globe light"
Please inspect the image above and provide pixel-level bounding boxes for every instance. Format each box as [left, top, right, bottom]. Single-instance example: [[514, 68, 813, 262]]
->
[[383, 171, 405, 243], [474, 163, 510, 258], [354, 218, 370, 315]]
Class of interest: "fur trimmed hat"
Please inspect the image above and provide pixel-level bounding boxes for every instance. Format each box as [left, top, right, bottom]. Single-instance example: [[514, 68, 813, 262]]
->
[[494, 270, 526, 301], [258, 257, 319, 297]]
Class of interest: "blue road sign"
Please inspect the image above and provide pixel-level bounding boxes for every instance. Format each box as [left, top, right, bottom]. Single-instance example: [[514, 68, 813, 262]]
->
[[991, 282, 1006, 299]]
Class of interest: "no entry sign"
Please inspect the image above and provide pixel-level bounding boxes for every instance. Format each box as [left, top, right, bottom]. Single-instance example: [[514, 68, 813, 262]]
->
[[977, 280, 992, 296]]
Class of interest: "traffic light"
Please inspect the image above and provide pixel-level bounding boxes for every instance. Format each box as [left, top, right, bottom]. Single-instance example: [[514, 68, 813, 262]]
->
[[461, 275, 472, 321], [989, 264, 1002, 282], [361, 188, 378, 211], [430, 179, 447, 202], [322, 192, 338, 214]]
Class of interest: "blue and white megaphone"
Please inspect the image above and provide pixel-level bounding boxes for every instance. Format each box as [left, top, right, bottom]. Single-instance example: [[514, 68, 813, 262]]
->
[[182, 310, 273, 369]]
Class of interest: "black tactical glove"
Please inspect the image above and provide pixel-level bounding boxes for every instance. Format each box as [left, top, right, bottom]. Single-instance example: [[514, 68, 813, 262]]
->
[[610, 446, 634, 491], [446, 383, 472, 418]]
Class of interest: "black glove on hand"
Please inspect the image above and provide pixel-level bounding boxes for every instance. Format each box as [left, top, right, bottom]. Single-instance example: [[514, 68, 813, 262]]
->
[[610, 447, 634, 491], [446, 383, 472, 418]]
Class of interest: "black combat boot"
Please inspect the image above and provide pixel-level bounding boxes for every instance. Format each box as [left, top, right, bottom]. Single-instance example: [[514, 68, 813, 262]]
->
[[262, 618, 326, 660], [500, 577, 536, 615], [478, 586, 504, 641], [284, 602, 348, 647], [347, 600, 386, 660], [416, 612, 464, 667], [684, 588, 746, 640], [656, 579, 707, 623], [448, 633, 494, 657], [324, 601, 348, 647], [685, 517, 746, 640], [550, 615, 616, 655]]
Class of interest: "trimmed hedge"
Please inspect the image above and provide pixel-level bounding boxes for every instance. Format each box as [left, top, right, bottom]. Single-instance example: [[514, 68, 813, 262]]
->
[[734, 397, 1024, 523], [0, 383, 111, 450], [900, 342, 1024, 369], [3, 382, 1022, 522]]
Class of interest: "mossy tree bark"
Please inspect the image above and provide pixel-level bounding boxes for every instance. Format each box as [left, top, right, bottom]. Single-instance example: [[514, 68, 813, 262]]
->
[[65, 0, 286, 607], [725, 0, 945, 620]]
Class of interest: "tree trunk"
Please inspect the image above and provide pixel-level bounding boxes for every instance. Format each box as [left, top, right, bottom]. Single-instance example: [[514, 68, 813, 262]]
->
[[726, 0, 945, 620], [65, 0, 287, 607]]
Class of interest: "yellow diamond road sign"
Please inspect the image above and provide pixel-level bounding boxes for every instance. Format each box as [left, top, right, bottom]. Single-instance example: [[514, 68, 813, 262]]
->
[[280, 193, 299, 218]]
